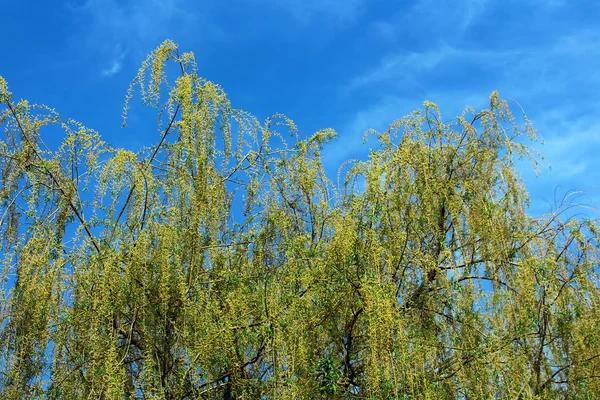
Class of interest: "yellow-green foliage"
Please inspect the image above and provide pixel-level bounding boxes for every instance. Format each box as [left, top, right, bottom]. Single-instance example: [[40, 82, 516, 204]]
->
[[0, 41, 599, 399]]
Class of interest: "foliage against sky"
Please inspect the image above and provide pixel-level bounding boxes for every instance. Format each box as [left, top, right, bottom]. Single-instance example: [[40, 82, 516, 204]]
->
[[2, 1, 600, 217], [1, 40, 599, 399]]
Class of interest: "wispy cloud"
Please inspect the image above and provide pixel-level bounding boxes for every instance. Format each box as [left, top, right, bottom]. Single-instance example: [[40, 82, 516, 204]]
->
[[352, 2, 600, 99], [323, 95, 414, 168], [339, 8, 600, 213], [102, 61, 122, 77], [523, 113, 600, 216], [531, 104, 600, 181], [344, 44, 462, 93], [67, 0, 223, 69], [345, 25, 600, 109], [69, 0, 364, 64], [408, 0, 489, 32], [370, 0, 489, 44], [324, 89, 490, 170], [257, 0, 366, 25], [102, 46, 126, 77]]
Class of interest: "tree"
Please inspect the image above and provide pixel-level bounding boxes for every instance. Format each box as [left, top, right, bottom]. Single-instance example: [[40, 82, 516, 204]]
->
[[1, 40, 599, 399]]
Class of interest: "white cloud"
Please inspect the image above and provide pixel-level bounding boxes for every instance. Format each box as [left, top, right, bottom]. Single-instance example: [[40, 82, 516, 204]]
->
[[370, 0, 490, 43], [101, 46, 127, 77], [324, 89, 491, 170], [67, 0, 223, 69], [75, 0, 190, 38], [102, 60, 122, 77], [322, 95, 413, 170], [336, 23, 600, 212], [459, 0, 489, 30], [345, 44, 461, 93], [408, 0, 489, 32], [531, 108, 600, 180], [345, 27, 600, 102], [523, 115, 600, 216], [67, 0, 368, 75], [260, 0, 366, 25]]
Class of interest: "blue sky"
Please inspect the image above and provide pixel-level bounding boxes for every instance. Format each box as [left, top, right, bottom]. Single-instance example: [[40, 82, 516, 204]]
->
[[2, 0, 599, 217]]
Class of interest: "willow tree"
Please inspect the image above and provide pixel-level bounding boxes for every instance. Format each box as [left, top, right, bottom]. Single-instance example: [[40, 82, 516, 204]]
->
[[1, 41, 599, 399]]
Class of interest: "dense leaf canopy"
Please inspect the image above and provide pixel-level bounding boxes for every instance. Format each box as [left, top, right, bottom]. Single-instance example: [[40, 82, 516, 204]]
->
[[1, 41, 599, 399]]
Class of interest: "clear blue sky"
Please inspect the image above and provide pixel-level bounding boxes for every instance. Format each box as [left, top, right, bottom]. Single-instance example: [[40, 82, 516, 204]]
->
[[2, 0, 599, 216]]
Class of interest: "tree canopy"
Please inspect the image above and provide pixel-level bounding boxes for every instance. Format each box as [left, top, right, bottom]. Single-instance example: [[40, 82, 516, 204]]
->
[[1, 40, 599, 399]]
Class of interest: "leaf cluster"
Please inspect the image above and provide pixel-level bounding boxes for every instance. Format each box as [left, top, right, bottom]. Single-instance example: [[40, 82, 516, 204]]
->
[[0, 42, 599, 399]]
